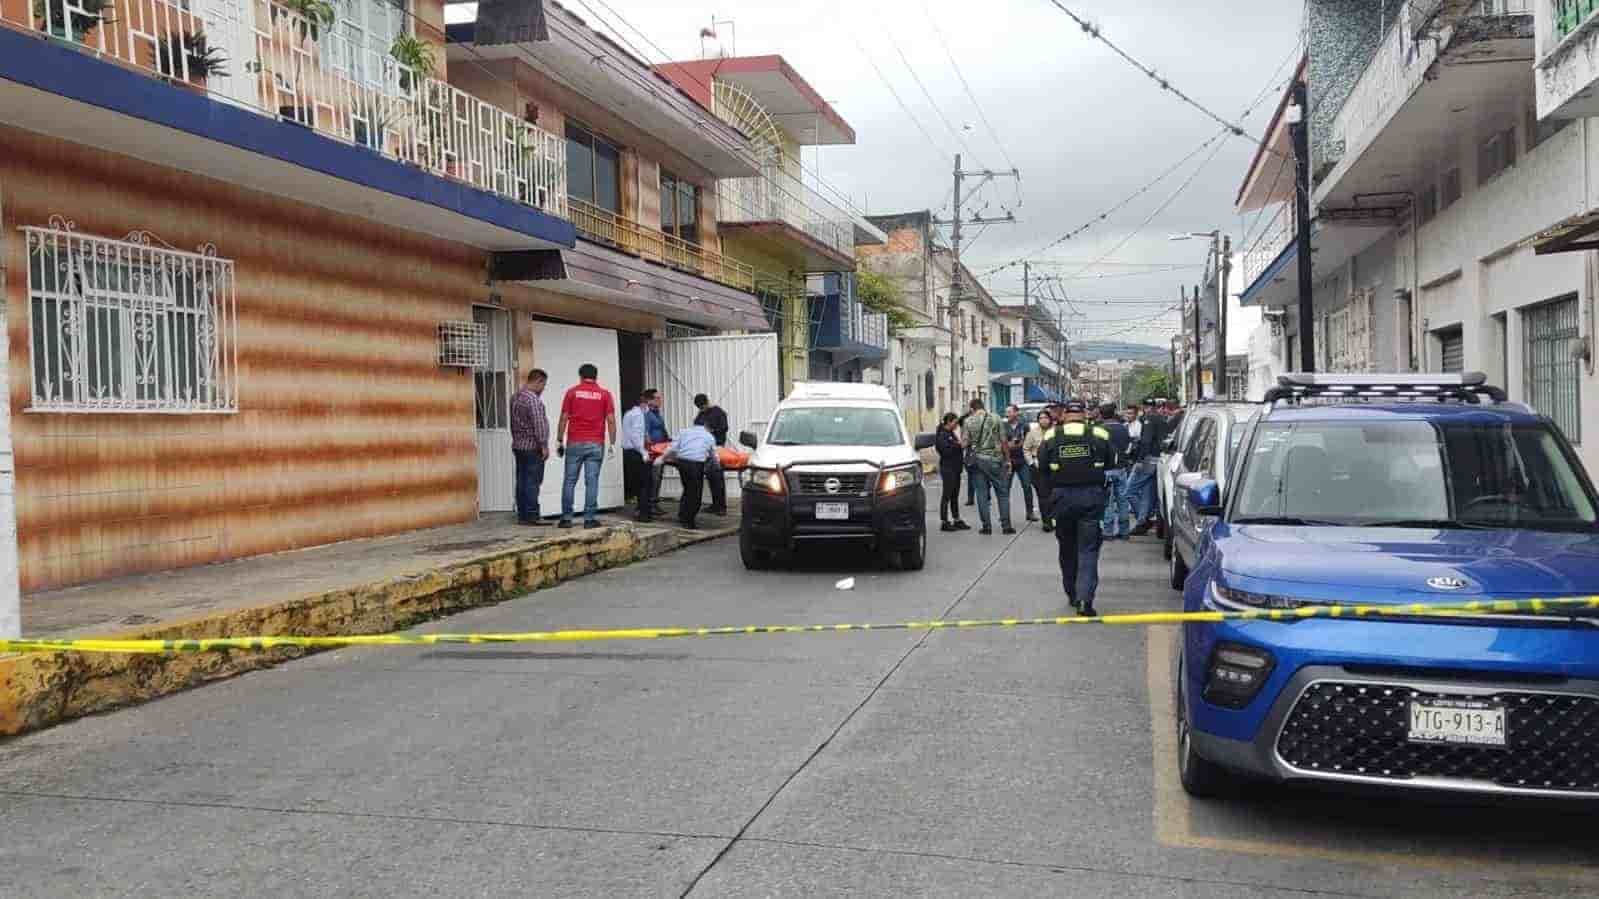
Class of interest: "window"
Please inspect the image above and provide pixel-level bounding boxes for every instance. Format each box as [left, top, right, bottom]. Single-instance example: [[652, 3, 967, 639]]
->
[[1478, 128, 1516, 185], [1555, 0, 1593, 39], [769, 406, 905, 447], [1417, 185, 1438, 226], [566, 122, 621, 213], [1437, 326, 1464, 373], [1523, 296, 1582, 444], [25, 224, 237, 413], [659, 171, 699, 240], [1440, 167, 1461, 209], [1234, 420, 1596, 530], [1182, 418, 1214, 473], [325, 0, 408, 87]]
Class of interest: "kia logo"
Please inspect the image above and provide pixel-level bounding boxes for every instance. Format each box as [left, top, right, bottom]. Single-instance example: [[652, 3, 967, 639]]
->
[[824, 477, 842, 494], [1426, 576, 1468, 591]]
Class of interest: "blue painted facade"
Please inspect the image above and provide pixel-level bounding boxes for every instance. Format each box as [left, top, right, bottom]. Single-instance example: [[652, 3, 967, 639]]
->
[[0, 26, 576, 250]]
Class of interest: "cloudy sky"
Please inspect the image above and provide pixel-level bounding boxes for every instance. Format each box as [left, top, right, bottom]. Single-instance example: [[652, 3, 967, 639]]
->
[[516, 0, 1307, 351]]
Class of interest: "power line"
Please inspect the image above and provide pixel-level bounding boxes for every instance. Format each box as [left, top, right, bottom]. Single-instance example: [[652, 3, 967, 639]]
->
[[851, 34, 952, 164], [1044, 0, 1270, 151], [920, 0, 1017, 174], [879, 23, 986, 168]]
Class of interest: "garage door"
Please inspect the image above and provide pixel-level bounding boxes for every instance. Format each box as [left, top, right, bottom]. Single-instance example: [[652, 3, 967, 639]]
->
[[1438, 328, 1464, 373], [535, 321, 624, 515]]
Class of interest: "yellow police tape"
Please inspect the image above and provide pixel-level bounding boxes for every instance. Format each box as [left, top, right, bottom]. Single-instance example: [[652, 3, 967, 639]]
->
[[2, 596, 1597, 656]]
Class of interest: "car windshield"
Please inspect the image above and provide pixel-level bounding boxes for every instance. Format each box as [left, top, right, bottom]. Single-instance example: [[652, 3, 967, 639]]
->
[[1234, 420, 1598, 530], [768, 406, 905, 447]]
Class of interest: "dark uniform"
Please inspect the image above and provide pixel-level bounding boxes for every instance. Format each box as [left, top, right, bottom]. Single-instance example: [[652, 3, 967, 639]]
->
[[1039, 404, 1116, 616]]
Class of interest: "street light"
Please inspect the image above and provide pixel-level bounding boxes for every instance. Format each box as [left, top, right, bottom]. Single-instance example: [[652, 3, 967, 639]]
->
[[1168, 231, 1230, 399]]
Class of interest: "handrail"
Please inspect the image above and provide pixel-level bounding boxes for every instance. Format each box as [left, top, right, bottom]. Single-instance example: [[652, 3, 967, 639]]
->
[[567, 197, 755, 293]]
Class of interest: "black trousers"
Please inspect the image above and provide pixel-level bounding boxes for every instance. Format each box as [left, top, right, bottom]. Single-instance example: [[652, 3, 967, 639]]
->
[[706, 463, 727, 513], [1051, 484, 1108, 609], [939, 465, 963, 522], [623, 449, 652, 517], [675, 460, 706, 526]]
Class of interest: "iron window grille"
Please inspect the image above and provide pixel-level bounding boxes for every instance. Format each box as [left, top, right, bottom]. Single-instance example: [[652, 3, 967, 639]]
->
[[24, 219, 238, 413], [1523, 296, 1582, 444], [438, 320, 490, 368]]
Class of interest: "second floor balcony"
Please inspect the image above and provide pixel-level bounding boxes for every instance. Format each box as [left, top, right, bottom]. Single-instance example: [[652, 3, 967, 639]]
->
[[1, 0, 571, 249], [808, 273, 888, 361], [719, 163, 858, 270], [568, 197, 754, 293]]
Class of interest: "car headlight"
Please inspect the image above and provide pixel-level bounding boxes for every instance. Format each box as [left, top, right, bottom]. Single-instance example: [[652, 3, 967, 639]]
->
[[1209, 582, 1306, 610], [746, 466, 785, 494], [878, 464, 922, 495]]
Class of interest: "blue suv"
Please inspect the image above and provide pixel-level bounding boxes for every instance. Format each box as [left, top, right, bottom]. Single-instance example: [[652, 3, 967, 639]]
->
[[1175, 373, 1599, 799]]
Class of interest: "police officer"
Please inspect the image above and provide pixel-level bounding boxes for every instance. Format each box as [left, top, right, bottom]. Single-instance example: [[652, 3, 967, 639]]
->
[[1040, 400, 1116, 616]]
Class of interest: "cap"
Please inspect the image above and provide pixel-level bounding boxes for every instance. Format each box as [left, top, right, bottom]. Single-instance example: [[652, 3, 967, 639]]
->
[[1063, 400, 1087, 414]]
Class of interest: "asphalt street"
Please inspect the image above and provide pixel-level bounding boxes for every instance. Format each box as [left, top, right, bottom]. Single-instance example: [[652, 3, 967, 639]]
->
[[3, 490, 1599, 897]]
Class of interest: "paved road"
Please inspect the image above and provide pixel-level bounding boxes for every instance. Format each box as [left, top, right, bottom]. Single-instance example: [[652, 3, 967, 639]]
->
[[3, 495, 1598, 897]]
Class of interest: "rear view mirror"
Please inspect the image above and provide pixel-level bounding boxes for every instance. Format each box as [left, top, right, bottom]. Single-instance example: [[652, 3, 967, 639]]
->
[[738, 430, 759, 450], [913, 432, 937, 450]]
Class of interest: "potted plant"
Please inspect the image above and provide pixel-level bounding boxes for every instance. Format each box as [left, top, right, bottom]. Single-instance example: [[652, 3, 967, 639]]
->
[[263, 0, 335, 124], [157, 31, 229, 93], [34, 0, 111, 44], [389, 33, 434, 95]]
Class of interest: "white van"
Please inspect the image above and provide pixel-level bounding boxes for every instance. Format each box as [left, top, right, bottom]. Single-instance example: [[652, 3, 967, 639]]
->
[[737, 382, 935, 570]]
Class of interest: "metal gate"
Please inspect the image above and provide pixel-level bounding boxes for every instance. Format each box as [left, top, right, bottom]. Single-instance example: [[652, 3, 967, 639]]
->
[[1524, 296, 1581, 443], [473, 306, 514, 513], [643, 333, 780, 437]]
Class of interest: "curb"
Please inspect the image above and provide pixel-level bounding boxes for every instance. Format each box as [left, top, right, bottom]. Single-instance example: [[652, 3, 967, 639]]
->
[[0, 523, 732, 738]]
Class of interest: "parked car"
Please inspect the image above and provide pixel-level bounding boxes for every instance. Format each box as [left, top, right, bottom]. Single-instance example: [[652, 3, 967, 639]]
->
[[1175, 373, 1599, 800], [739, 382, 935, 570], [1165, 403, 1259, 587], [1158, 409, 1203, 559]]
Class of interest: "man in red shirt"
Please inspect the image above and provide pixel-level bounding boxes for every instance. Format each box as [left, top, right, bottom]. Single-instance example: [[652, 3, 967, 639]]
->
[[555, 363, 618, 528]]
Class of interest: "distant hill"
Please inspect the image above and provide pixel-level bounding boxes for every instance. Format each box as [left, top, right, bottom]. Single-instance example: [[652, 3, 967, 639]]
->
[[1069, 340, 1168, 364]]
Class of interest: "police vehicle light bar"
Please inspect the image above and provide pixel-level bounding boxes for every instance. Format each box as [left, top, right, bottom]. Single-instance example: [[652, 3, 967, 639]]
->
[[1263, 371, 1507, 405]]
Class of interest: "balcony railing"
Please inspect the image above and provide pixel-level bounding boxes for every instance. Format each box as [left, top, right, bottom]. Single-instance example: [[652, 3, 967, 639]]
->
[[1241, 202, 1298, 288], [1555, 0, 1596, 38], [718, 163, 855, 259], [568, 197, 755, 293], [5, 0, 567, 220]]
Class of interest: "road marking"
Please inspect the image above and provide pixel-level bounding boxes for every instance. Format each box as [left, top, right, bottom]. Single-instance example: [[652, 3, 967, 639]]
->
[[1145, 626, 1599, 882]]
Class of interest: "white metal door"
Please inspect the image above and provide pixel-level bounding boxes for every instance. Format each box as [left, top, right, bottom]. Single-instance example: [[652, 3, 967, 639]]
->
[[474, 307, 515, 513], [643, 333, 780, 498], [535, 321, 624, 515], [197, 0, 255, 106]]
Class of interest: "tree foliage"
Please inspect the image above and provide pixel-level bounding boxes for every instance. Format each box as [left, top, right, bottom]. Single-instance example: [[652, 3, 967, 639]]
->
[[1119, 365, 1175, 405], [855, 270, 918, 333]]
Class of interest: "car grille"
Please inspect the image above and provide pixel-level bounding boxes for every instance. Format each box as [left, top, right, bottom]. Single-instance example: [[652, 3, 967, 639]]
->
[[1276, 681, 1599, 793], [790, 472, 872, 496]]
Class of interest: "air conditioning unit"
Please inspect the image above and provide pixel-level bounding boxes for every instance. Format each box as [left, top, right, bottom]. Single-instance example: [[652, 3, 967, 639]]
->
[[438, 321, 490, 368]]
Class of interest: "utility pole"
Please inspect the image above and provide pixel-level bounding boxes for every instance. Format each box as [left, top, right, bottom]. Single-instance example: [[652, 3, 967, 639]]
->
[[1169, 333, 1178, 403], [1290, 81, 1315, 372], [934, 153, 1017, 406], [1213, 233, 1232, 399], [1189, 284, 1202, 400], [1021, 261, 1030, 350]]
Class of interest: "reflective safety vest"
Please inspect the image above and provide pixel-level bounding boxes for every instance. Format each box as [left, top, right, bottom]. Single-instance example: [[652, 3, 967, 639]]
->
[[1043, 421, 1113, 488]]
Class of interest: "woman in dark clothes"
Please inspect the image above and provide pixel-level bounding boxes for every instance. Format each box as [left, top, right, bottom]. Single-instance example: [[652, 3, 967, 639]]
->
[[934, 412, 970, 532]]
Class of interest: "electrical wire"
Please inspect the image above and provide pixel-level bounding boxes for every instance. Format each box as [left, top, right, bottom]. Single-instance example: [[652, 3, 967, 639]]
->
[[879, 22, 985, 168], [1044, 0, 1272, 151], [920, 0, 1017, 174]]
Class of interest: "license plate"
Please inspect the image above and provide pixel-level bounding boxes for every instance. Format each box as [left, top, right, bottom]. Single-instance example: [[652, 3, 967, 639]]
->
[[814, 502, 850, 520], [1407, 697, 1507, 748]]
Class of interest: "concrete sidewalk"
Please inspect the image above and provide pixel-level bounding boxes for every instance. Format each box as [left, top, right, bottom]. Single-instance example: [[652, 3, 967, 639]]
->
[[1, 501, 738, 737]]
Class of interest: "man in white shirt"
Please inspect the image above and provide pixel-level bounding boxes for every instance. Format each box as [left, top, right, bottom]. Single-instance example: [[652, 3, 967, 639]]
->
[[620, 389, 655, 521], [657, 423, 718, 529]]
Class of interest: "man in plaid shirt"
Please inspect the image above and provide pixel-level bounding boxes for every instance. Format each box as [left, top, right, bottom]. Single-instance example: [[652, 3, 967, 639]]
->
[[509, 368, 550, 524]]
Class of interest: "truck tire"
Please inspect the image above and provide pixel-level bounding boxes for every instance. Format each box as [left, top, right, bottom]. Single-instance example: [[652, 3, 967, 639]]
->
[[739, 528, 769, 570]]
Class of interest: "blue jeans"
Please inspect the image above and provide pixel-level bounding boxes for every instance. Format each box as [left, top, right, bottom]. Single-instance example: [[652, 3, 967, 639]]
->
[[971, 457, 1011, 530], [1051, 485, 1107, 609], [1007, 457, 1035, 518], [966, 463, 979, 503], [1100, 468, 1129, 537], [514, 449, 545, 522], [561, 442, 604, 523], [1125, 460, 1156, 525]]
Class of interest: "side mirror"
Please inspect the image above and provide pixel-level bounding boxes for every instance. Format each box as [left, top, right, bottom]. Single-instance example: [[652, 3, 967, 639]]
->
[[738, 430, 759, 450], [913, 432, 937, 451], [1183, 475, 1221, 515]]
